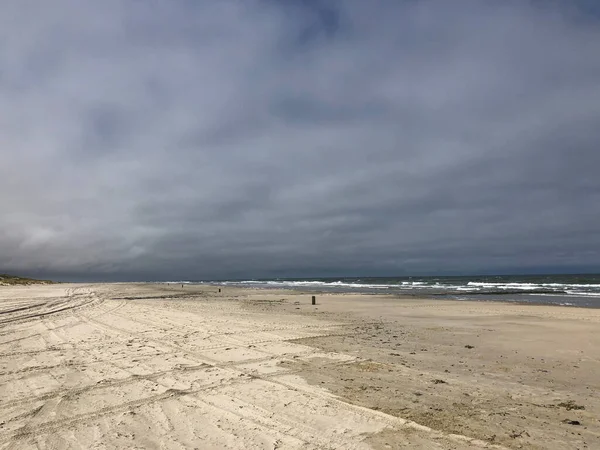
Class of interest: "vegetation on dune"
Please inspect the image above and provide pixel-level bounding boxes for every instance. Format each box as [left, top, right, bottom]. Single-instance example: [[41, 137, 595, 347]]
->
[[0, 274, 56, 286]]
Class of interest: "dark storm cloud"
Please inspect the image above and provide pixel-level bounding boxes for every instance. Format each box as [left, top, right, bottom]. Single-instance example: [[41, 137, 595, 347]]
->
[[1, 0, 600, 280]]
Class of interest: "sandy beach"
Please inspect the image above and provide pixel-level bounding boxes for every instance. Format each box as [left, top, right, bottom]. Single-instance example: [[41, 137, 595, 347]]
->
[[1, 284, 599, 449]]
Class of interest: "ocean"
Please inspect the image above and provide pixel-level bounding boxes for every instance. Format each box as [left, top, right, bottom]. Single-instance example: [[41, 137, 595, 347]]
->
[[191, 274, 600, 308]]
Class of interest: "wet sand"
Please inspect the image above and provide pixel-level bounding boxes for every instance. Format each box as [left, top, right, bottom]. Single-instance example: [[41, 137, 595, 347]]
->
[[1, 283, 599, 449]]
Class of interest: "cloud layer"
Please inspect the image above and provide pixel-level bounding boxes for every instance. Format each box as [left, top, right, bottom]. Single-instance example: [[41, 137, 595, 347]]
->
[[2, 0, 600, 280]]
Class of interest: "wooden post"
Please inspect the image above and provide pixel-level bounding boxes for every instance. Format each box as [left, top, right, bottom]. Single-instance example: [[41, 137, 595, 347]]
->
[[219, 288, 221, 293], [312, 295, 316, 305]]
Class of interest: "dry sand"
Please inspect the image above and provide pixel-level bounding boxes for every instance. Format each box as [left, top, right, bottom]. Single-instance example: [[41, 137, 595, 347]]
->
[[1, 284, 599, 449]]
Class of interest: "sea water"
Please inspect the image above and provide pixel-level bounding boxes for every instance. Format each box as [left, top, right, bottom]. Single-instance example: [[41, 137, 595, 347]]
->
[[189, 274, 600, 308]]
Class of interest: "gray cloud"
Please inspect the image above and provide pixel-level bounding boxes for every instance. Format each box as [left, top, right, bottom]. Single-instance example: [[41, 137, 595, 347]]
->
[[1, 0, 600, 280]]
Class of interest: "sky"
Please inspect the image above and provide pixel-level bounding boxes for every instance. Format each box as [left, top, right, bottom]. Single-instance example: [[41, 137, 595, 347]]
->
[[1, 0, 600, 281]]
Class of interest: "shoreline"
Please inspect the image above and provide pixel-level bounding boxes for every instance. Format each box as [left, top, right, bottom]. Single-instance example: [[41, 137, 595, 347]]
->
[[198, 282, 600, 309], [194, 273, 600, 305], [3, 280, 596, 308]]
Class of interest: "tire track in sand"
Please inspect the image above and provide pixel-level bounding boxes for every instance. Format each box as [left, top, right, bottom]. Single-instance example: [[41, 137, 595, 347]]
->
[[73, 302, 505, 449]]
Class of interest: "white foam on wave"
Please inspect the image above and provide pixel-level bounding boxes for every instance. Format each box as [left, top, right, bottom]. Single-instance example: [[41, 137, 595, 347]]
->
[[467, 282, 543, 290], [565, 290, 600, 297], [468, 281, 600, 290]]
